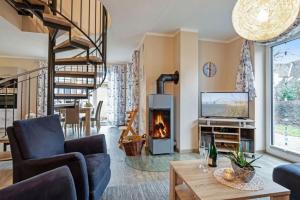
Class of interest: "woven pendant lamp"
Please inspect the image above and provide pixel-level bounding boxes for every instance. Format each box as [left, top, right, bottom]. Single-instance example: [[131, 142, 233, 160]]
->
[[232, 0, 300, 41]]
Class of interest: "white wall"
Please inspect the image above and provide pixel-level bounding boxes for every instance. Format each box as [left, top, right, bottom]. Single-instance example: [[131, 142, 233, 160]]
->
[[176, 31, 199, 152], [138, 33, 266, 152], [254, 44, 266, 151]]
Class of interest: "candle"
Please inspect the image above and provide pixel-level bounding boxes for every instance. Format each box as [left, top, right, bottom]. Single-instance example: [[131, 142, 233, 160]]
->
[[223, 168, 235, 181]]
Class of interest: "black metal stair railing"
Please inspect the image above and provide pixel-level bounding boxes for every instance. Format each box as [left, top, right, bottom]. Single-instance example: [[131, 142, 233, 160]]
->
[[48, 0, 108, 87], [5, 0, 108, 89], [42, 0, 108, 111], [1, 0, 109, 121], [0, 67, 48, 136], [0, 64, 101, 136]]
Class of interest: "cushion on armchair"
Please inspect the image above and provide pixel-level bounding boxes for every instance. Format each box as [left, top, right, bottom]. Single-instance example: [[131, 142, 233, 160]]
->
[[273, 163, 300, 200], [13, 115, 65, 159]]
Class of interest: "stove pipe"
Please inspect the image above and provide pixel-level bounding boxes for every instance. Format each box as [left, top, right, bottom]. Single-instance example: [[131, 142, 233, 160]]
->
[[156, 71, 179, 94]]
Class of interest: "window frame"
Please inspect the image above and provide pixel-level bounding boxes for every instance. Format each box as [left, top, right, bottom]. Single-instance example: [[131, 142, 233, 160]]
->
[[266, 36, 300, 162]]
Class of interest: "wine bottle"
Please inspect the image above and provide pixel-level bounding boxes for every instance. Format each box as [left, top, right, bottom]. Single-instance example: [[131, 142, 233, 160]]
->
[[208, 134, 217, 167]]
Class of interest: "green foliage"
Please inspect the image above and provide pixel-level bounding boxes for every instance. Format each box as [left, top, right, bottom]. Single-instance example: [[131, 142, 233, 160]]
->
[[275, 124, 300, 137], [227, 148, 262, 169], [84, 101, 93, 107], [275, 78, 300, 101]]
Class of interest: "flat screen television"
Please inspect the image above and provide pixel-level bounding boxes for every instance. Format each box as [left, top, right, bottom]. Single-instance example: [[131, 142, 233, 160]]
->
[[201, 92, 249, 119]]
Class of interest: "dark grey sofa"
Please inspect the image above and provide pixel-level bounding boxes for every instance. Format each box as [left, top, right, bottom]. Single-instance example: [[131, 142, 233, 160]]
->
[[0, 166, 77, 200], [7, 115, 111, 200], [273, 163, 300, 200]]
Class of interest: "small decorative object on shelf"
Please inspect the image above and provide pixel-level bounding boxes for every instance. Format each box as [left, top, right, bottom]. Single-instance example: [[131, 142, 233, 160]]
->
[[227, 148, 262, 183], [208, 134, 218, 167]]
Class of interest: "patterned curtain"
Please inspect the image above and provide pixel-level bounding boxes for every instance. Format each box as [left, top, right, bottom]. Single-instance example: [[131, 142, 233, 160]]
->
[[126, 50, 140, 131], [106, 51, 140, 128], [236, 40, 256, 100], [107, 64, 127, 126], [256, 18, 300, 45], [37, 61, 48, 116]]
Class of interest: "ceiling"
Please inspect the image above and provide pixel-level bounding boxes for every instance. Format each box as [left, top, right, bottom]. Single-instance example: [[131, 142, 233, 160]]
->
[[103, 0, 239, 63], [0, 0, 239, 62], [0, 17, 48, 59]]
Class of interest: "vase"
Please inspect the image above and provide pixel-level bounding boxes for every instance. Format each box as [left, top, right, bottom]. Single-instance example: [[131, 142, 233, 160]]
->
[[231, 161, 255, 183]]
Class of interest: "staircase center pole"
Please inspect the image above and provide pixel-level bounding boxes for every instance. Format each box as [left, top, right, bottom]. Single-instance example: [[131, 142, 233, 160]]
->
[[47, 0, 57, 115], [47, 35, 55, 115]]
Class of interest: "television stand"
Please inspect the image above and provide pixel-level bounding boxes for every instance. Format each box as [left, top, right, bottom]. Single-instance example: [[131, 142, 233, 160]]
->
[[198, 117, 255, 156]]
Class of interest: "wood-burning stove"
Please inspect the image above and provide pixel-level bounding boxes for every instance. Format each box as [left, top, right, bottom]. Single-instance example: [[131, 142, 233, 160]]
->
[[148, 94, 174, 154], [148, 71, 178, 155]]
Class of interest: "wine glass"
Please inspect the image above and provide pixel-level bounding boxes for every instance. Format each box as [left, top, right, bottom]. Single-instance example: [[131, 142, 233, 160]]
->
[[199, 138, 208, 172]]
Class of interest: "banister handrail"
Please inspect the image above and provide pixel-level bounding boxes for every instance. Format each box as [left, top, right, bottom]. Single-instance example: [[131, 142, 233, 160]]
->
[[0, 66, 48, 85]]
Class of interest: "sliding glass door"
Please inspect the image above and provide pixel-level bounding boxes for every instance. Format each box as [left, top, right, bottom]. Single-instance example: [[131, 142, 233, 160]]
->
[[271, 38, 300, 155]]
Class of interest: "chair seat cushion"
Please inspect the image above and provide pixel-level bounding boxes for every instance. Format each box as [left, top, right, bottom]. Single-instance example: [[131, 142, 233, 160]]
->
[[85, 153, 110, 190], [273, 163, 300, 200]]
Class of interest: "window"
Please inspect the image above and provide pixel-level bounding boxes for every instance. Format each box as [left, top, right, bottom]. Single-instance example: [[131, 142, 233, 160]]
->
[[271, 38, 300, 155]]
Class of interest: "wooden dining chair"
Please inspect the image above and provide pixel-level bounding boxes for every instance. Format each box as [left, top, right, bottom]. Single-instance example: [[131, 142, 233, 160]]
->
[[64, 105, 83, 138], [93, 100, 103, 132]]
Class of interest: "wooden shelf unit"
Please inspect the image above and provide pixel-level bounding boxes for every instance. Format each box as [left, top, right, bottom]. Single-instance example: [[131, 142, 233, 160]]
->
[[198, 118, 255, 154]]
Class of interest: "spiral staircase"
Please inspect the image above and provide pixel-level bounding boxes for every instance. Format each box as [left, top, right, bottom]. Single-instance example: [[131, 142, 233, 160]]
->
[[5, 0, 108, 114]]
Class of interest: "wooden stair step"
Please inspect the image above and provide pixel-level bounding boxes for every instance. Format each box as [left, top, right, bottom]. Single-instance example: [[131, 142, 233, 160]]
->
[[55, 56, 103, 65], [55, 71, 95, 78], [43, 13, 71, 31], [14, 0, 45, 11], [17, 0, 45, 5], [55, 83, 95, 89], [54, 94, 88, 99], [54, 36, 93, 53]]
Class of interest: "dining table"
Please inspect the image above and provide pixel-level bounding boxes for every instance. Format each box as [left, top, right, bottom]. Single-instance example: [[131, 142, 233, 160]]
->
[[55, 104, 93, 136], [80, 106, 92, 136]]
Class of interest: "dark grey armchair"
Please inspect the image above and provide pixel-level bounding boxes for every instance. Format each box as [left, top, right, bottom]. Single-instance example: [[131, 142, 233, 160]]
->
[[273, 163, 300, 200], [0, 166, 77, 200], [7, 115, 111, 200]]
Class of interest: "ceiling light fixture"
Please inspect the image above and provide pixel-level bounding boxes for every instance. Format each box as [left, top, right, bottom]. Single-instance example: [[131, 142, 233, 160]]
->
[[232, 0, 300, 41]]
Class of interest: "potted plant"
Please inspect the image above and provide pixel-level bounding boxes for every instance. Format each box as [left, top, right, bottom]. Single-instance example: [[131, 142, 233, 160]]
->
[[84, 101, 93, 108], [227, 148, 262, 183]]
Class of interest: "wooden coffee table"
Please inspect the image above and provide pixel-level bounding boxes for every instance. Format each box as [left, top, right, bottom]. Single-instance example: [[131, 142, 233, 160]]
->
[[169, 160, 290, 200]]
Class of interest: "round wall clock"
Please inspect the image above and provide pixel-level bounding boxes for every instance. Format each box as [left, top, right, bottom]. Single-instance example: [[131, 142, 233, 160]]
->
[[203, 62, 217, 77]]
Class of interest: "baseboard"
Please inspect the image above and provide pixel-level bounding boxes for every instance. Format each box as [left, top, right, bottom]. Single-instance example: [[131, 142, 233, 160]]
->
[[255, 150, 266, 154], [175, 148, 198, 153]]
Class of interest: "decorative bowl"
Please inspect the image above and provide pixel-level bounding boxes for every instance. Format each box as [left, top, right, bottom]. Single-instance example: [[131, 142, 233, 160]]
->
[[231, 161, 255, 183]]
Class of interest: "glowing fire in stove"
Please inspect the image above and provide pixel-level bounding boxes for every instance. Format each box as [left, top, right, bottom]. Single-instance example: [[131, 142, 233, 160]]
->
[[153, 112, 169, 138]]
